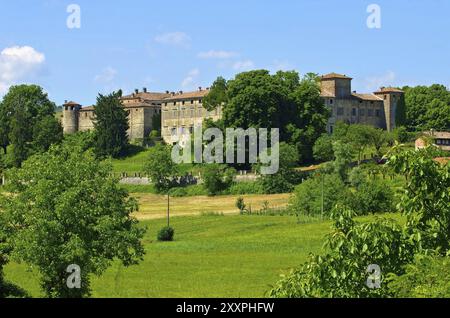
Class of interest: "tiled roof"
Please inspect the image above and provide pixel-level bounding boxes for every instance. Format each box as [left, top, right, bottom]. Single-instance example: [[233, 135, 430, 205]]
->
[[163, 89, 210, 101], [79, 106, 94, 111], [321, 73, 352, 80], [122, 92, 171, 101], [64, 101, 81, 106], [352, 93, 383, 101], [374, 87, 404, 94]]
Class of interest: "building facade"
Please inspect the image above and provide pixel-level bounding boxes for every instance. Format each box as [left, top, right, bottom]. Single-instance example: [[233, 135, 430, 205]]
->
[[62, 73, 402, 143], [63, 88, 169, 141], [320, 73, 403, 133], [161, 88, 222, 145], [416, 131, 450, 151]]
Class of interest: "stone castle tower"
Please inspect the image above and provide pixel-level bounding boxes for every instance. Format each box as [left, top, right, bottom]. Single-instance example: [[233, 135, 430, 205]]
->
[[62, 101, 82, 134]]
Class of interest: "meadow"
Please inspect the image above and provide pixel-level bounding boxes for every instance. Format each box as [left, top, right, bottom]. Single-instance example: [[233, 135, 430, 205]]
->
[[4, 212, 402, 298]]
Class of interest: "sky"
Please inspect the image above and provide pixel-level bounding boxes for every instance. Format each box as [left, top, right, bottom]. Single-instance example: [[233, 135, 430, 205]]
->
[[1, 0, 449, 106]]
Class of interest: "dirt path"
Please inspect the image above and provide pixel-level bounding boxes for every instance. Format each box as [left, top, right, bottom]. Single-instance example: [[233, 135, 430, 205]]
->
[[132, 193, 291, 220]]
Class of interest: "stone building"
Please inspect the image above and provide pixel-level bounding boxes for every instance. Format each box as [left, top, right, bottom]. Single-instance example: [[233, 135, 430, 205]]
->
[[62, 73, 402, 143], [161, 87, 222, 145], [63, 88, 169, 141], [416, 131, 450, 151], [320, 73, 403, 133]]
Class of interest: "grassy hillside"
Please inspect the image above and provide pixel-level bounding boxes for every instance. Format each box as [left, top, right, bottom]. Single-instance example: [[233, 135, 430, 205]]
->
[[4, 213, 402, 298]]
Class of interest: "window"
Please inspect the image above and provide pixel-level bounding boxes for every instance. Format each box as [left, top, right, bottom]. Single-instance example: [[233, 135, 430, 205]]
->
[[368, 109, 373, 117], [329, 99, 333, 105], [329, 125, 334, 134], [376, 109, 381, 117], [191, 100, 194, 104], [352, 108, 357, 116], [182, 101, 185, 105], [171, 128, 177, 136], [199, 99, 203, 104], [173, 102, 177, 106]]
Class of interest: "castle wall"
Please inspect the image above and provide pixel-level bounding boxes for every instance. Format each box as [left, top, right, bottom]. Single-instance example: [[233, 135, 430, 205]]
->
[[324, 97, 386, 133], [63, 106, 79, 134], [78, 110, 95, 131]]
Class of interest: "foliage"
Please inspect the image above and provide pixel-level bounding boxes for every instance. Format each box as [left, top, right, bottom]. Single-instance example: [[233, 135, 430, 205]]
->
[[203, 76, 228, 111], [93, 90, 130, 158], [270, 208, 415, 298], [202, 164, 235, 196], [217, 70, 329, 164], [389, 146, 450, 253], [289, 173, 351, 217], [313, 133, 334, 162], [403, 84, 450, 131], [349, 178, 395, 215], [143, 144, 178, 193], [61, 131, 96, 154], [387, 253, 450, 298], [0, 146, 146, 298], [226, 181, 264, 195], [259, 142, 301, 194], [332, 140, 354, 181], [236, 197, 246, 214], [157, 226, 175, 242], [0, 84, 56, 165], [32, 115, 63, 152], [392, 126, 412, 143]]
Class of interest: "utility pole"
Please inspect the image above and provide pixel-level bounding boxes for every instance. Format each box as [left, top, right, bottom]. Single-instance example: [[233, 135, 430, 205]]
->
[[167, 190, 170, 227], [321, 173, 324, 219]]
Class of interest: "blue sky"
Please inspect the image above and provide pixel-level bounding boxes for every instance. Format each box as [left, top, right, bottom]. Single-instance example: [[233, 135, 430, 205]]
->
[[1, 0, 449, 106]]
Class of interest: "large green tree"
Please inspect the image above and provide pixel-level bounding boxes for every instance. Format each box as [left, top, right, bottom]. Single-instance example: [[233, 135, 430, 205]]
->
[[209, 70, 329, 164], [0, 85, 57, 166], [0, 145, 146, 298], [93, 90, 129, 158], [143, 144, 178, 193]]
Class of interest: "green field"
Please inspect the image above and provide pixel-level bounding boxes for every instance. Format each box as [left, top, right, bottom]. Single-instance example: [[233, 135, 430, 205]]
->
[[3, 213, 401, 298], [4, 214, 328, 298]]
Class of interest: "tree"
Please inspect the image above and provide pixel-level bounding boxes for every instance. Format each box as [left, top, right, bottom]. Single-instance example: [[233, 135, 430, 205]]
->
[[332, 141, 354, 181], [202, 164, 235, 196], [289, 173, 350, 217], [313, 133, 334, 162], [93, 90, 129, 158], [270, 208, 415, 298], [367, 127, 390, 157], [403, 84, 450, 131], [389, 146, 450, 253], [218, 70, 329, 164], [259, 142, 300, 194], [0, 146, 146, 298], [33, 116, 63, 152], [143, 144, 178, 192], [0, 84, 56, 165], [203, 76, 228, 111]]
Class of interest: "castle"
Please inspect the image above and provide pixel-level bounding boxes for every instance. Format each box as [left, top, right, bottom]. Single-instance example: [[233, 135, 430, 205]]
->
[[62, 73, 403, 143]]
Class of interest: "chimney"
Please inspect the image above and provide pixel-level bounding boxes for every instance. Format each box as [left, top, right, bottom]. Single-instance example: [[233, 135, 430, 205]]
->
[[179, 90, 183, 94], [135, 89, 139, 94], [165, 90, 170, 94], [198, 86, 202, 91], [64, 100, 68, 104], [143, 87, 147, 93]]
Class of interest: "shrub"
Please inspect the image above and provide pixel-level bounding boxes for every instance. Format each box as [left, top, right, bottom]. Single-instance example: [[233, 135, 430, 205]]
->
[[157, 226, 175, 242], [226, 182, 264, 195], [236, 197, 246, 214], [387, 254, 450, 298], [350, 178, 395, 215], [270, 208, 415, 298], [202, 164, 235, 196], [289, 173, 351, 217]]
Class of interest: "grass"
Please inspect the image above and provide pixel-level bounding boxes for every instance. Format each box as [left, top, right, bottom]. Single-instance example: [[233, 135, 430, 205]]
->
[[3, 214, 328, 298], [132, 193, 291, 220], [4, 213, 403, 298]]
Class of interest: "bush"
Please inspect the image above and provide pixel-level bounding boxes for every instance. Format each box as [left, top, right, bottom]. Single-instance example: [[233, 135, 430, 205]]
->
[[289, 173, 351, 217], [157, 226, 175, 242], [349, 178, 395, 215], [387, 254, 450, 298], [226, 181, 264, 195], [270, 208, 415, 298], [202, 164, 235, 196]]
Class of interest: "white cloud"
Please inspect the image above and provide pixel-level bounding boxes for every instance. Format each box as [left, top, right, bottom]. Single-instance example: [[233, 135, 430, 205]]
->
[[0, 46, 45, 95], [270, 60, 295, 72], [154, 32, 191, 47], [181, 68, 200, 90], [94, 67, 117, 83], [197, 50, 238, 59], [232, 60, 255, 72], [364, 71, 396, 91]]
